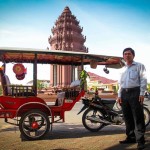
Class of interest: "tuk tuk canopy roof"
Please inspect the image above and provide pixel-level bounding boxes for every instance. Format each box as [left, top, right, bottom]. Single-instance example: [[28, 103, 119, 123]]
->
[[0, 47, 124, 68]]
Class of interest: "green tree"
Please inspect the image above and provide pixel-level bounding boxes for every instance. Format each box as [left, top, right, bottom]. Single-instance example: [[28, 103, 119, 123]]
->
[[147, 83, 150, 92], [0, 85, 2, 95], [37, 80, 44, 91]]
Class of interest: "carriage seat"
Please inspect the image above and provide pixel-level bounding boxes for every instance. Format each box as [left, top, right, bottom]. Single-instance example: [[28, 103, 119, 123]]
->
[[0, 69, 11, 96], [55, 80, 80, 106], [55, 90, 80, 106], [0, 69, 35, 97], [55, 92, 65, 106]]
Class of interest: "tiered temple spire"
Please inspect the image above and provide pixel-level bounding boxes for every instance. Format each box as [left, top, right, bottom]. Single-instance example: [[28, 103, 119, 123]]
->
[[48, 6, 88, 52], [48, 6, 88, 86]]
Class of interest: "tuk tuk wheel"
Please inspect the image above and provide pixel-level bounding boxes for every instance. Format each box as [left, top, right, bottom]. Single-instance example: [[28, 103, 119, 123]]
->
[[19, 109, 50, 140]]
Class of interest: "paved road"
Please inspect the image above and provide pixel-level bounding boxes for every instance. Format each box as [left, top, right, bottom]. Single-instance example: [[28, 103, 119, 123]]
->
[[0, 100, 150, 150]]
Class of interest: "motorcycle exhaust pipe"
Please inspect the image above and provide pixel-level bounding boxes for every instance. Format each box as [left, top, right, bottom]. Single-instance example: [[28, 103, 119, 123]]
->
[[87, 116, 111, 125]]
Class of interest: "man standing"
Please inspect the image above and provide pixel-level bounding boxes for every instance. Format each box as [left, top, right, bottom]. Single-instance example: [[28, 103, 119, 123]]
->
[[117, 47, 147, 150]]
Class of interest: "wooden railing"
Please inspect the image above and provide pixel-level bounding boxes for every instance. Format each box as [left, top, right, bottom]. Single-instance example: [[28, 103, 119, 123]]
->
[[6, 85, 35, 97]]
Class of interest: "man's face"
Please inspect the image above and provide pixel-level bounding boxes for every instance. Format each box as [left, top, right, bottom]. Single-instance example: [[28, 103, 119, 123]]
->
[[123, 50, 134, 62]]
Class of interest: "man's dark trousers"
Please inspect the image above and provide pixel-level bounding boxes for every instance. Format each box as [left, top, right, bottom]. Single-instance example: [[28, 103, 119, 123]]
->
[[121, 87, 145, 144]]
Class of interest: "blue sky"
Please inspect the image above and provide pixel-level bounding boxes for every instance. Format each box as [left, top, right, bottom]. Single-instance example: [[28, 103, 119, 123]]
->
[[0, 0, 150, 84]]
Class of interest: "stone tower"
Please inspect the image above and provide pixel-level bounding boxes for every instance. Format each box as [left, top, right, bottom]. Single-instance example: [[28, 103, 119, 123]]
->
[[48, 6, 88, 87]]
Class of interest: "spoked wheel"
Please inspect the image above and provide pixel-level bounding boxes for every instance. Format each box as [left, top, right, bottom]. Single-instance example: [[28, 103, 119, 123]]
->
[[143, 107, 150, 127], [82, 108, 105, 132], [19, 110, 50, 140]]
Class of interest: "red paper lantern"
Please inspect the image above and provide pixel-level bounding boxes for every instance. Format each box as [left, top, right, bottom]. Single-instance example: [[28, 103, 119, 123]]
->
[[16, 73, 25, 80], [13, 64, 25, 75]]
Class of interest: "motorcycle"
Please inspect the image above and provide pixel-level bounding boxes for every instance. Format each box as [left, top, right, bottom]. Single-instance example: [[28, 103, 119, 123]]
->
[[78, 95, 150, 132]]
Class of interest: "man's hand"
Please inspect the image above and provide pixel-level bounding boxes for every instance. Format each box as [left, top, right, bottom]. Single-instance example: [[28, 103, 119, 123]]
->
[[116, 97, 122, 105], [139, 95, 145, 104]]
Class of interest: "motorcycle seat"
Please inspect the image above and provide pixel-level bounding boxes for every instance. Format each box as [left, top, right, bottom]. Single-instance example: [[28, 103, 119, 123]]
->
[[101, 99, 116, 104]]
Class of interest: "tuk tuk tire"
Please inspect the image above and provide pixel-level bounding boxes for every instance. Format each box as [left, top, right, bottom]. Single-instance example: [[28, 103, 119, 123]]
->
[[19, 109, 50, 140]]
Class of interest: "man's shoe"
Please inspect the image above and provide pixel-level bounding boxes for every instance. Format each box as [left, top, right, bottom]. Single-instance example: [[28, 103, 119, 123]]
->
[[119, 138, 136, 144], [137, 143, 145, 150]]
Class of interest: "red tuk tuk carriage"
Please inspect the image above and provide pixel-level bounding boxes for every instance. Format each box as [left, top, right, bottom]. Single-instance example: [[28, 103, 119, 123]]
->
[[0, 47, 124, 140]]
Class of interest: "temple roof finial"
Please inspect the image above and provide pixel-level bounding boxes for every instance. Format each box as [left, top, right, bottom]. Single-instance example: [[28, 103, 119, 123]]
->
[[63, 6, 71, 13]]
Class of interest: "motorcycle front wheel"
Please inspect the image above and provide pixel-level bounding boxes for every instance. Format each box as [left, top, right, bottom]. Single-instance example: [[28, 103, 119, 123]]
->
[[82, 108, 105, 132]]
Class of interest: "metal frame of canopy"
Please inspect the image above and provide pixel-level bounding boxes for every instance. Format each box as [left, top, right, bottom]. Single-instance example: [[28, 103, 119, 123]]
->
[[0, 47, 124, 95]]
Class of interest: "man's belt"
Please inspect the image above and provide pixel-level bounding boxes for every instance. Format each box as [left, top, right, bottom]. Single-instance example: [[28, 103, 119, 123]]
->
[[122, 87, 140, 92]]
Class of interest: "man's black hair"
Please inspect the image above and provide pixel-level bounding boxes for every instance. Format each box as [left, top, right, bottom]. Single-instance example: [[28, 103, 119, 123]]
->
[[123, 47, 135, 56]]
